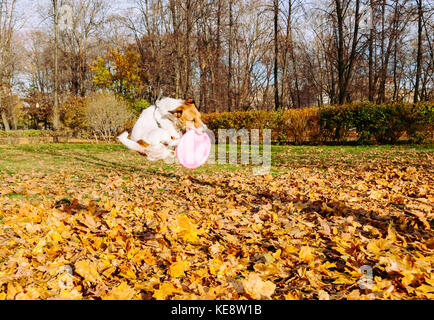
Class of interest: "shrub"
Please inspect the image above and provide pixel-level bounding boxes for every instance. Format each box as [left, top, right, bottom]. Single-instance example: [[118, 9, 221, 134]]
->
[[373, 104, 407, 143], [130, 98, 150, 116], [282, 108, 321, 144], [60, 96, 89, 136], [350, 102, 408, 143], [87, 92, 133, 142], [319, 104, 355, 142], [405, 102, 434, 143], [203, 108, 320, 144]]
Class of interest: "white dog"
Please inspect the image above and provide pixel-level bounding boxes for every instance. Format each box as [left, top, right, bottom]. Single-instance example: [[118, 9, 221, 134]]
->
[[118, 97, 206, 161]]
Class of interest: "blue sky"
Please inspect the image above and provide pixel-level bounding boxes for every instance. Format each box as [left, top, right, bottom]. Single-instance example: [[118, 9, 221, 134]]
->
[[16, 0, 133, 32]]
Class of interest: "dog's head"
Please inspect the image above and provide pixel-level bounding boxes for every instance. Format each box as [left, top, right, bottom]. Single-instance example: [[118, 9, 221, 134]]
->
[[168, 99, 206, 133]]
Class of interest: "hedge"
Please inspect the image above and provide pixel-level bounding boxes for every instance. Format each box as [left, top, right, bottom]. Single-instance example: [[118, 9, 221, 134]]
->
[[319, 102, 433, 143], [202, 102, 434, 144], [0, 130, 52, 138]]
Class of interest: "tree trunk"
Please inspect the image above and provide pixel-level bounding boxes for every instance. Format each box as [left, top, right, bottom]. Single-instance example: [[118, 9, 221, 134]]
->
[[273, 0, 279, 110], [1, 110, 11, 131], [414, 0, 423, 103], [52, 0, 60, 130], [368, 0, 375, 102], [393, 27, 399, 101], [169, 0, 181, 97], [227, 0, 233, 112], [335, 0, 345, 104], [281, 0, 290, 109], [213, 0, 222, 112], [335, 0, 360, 105], [377, 2, 401, 104], [184, 0, 193, 98]]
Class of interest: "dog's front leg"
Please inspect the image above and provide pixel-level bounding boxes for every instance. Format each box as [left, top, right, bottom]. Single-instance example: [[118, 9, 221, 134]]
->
[[168, 137, 180, 148]]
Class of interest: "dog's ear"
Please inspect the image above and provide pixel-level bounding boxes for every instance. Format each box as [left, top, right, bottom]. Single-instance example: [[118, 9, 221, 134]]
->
[[169, 105, 183, 113], [185, 99, 195, 105], [169, 106, 184, 118]]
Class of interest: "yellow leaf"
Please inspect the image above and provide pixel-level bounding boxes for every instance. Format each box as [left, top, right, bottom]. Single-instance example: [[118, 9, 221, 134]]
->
[[284, 245, 299, 254], [32, 239, 46, 254], [271, 212, 278, 223], [369, 190, 384, 200], [284, 291, 300, 300], [318, 290, 330, 300], [272, 249, 282, 260], [333, 275, 354, 285], [189, 267, 209, 281], [298, 246, 315, 263], [253, 262, 280, 276], [346, 289, 361, 300], [242, 273, 276, 299], [169, 261, 189, 278], [74, 259, 100, 283], [208, 258, 226, 276], [173, 215, 200, 243], [401, 270, 415, 287], [252, 223, 262, 232], [367, 238, 390, 254], [102, 282, 138, 300], [118, 265, 137, 280], [318, 261, 336, 272], [58, 289, 82, 300], [6, 281, 23, 300], [50, 230, 63, 243], [133, 250, 157, 265], [415, 284, 434, 299], [101, 266, 117, 278], [153, 282, 183, 300]]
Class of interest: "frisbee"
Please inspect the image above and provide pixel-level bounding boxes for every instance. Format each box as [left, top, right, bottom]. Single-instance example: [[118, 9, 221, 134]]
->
[[176, 130, 211, 169]]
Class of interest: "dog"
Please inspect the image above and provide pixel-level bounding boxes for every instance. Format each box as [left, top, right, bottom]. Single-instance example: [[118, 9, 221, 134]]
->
[[118, 97, 206, 161]]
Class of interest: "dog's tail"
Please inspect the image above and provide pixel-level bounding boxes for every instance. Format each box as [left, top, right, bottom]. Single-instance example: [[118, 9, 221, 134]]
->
[[117, 131, 147, 153]]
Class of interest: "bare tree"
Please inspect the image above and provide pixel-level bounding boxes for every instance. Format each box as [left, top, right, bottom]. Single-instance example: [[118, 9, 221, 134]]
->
[[273, 0, 279, 110], [227, 0, 233, 112], [0, 0, 17, 131], [52, 0, 59, 130], [414, 0, 423, 102], [333, 0, 361, 104]]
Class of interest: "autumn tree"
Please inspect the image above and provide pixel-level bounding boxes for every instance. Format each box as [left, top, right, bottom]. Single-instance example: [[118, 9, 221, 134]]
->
[[90, 47, 150, 115]]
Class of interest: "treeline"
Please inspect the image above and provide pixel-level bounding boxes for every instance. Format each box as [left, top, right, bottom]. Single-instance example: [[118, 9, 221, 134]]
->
[[0, 0, 433, 132]]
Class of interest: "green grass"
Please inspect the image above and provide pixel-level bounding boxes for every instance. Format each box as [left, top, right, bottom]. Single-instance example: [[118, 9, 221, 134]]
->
[[272, 144, 434, 169], [0, 143, 432, 177]]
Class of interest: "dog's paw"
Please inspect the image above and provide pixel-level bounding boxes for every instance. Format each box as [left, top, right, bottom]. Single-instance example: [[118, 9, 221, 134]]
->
[[168, 139, 180, 147], [117, 131, 128, 141]]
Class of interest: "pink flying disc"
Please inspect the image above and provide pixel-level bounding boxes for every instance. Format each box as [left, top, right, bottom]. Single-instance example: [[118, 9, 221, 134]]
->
[[176, 130, 211, 169]]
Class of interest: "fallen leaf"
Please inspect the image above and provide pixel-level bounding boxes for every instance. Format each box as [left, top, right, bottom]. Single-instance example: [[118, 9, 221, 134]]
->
[[242, 273, 276, 299]]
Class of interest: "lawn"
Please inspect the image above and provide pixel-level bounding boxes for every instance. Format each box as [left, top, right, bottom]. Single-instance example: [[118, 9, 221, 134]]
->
[[0, 143, 433, 299]]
